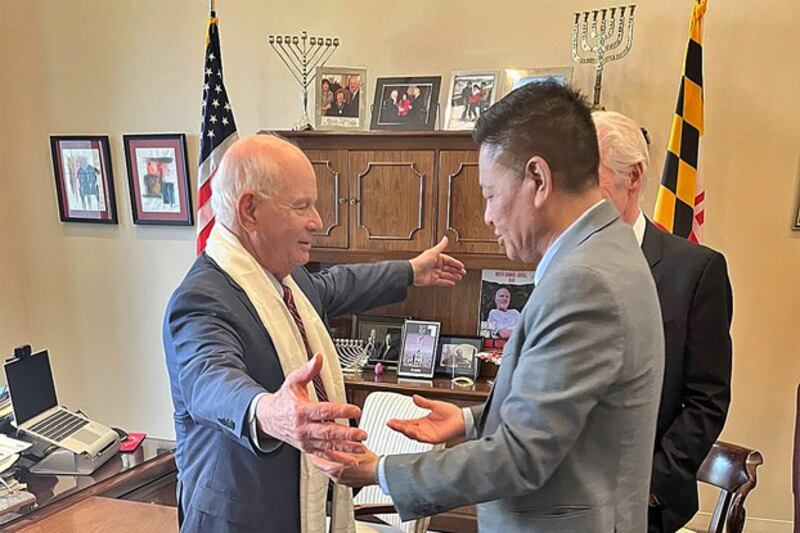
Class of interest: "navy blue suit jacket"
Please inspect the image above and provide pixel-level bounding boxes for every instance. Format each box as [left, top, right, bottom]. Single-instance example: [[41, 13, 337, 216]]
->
[[163, 253, 411, 532]]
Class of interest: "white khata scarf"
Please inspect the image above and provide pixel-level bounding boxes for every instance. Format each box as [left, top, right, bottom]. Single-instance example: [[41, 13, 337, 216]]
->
[[206, 223, 356, 533]]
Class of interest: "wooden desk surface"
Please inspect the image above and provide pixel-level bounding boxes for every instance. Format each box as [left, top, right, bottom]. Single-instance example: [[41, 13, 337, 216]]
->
[[2, 438, 176, 531], [17, 496, 177, 533], [344, 368, 492, 404]]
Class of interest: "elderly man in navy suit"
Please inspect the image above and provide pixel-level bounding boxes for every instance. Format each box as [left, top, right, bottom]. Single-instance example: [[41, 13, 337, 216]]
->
[[593, 111, 733, 533], [163, 134, 465, 533]]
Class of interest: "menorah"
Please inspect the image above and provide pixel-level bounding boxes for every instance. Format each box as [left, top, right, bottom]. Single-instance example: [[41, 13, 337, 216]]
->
[[268, 31, 340, 130], [572, 4, 636, 108], [333, 333, 376, 375]]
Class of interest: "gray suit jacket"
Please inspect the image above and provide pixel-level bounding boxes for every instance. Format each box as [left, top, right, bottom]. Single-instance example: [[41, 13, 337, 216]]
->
[[384, 201, 664, 532]]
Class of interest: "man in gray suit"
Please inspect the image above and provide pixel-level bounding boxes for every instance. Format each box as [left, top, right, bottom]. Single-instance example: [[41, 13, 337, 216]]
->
[[313, 82, 665, 532]]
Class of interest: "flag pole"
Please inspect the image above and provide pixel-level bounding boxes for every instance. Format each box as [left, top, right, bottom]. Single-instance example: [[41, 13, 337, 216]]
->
[[209, 0, 216, 14]]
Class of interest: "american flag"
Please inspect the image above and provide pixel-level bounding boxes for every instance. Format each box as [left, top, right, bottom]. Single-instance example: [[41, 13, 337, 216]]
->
[[197, 9, 238, 255]]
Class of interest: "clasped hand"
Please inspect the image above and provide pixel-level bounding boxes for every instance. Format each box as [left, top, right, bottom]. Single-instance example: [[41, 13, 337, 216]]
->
[[310, 395, 466, 487]]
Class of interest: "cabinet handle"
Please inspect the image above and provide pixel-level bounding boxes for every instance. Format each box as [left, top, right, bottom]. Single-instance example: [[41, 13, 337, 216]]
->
[[349, 198, 360, 205], [338, 197, 348, 204]]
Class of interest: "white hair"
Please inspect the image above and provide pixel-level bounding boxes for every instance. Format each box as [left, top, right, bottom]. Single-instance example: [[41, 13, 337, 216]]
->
[[593, 111, 650, 195], [211, 136, 282, 228]]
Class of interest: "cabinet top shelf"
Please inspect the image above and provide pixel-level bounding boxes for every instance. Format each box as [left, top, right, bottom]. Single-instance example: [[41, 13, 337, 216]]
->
[[266, 130, 475, 139]]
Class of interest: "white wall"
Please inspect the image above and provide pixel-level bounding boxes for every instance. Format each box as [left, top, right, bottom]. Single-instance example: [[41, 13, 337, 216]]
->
[[0, 0, 797, 527]]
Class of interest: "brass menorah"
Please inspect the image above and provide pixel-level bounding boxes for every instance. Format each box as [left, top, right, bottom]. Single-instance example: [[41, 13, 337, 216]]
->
[[268, 31, 340, 130], [572, 5, 636, 108]]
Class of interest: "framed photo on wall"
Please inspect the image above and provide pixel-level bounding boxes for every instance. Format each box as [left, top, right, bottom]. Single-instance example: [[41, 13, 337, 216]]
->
[[123, 134, 193, 225], [435, 335, 482, 379], [444, 70, 500, 131], [315, 66, 367, 131], [370, 76, 441, 131], [50, 135, 117, 224], [398, 319, 441, 379], [501, 66, 574, 97]]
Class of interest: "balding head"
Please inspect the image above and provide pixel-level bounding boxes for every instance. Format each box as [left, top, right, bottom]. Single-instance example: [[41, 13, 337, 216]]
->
[[212, 134, 313, 229], [592, 111, 650, 224], [211, 134, 322, 278]]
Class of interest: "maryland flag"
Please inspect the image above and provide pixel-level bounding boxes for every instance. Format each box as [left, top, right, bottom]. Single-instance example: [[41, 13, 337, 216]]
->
[[653, 0, 707, 243]]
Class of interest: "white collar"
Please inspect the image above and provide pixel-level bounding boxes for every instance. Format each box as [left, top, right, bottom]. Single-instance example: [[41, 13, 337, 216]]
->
[[633, 210, 646, 246]]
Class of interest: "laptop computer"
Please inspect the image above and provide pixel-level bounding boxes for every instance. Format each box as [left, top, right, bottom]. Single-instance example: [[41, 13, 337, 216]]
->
[[4, 349, 119, 457]]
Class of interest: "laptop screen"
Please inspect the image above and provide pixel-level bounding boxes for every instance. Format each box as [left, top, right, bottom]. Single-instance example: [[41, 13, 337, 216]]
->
[[4, 350, 58, 426]]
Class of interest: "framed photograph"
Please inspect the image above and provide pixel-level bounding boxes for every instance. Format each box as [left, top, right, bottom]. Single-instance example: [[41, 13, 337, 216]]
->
[[353, 315, 407, 365], [444, 71, 500, 131], [123, 134, 193, 225], [436, 335, 482, 379], [49, 135, 117, 224], [478, 269, 535, 339], [398, 319, 441, 379], [315, 66, 367, 131], [370, 76, 441, 131], [501, 66, 574, 97]]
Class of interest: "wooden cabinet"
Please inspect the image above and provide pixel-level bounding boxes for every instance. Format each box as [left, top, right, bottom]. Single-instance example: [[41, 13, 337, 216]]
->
[[437, 150, 504, 255], [283, 131, 516, 266]]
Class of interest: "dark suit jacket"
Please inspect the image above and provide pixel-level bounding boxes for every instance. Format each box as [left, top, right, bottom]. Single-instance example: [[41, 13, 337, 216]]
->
[[163, 254, 411, 532], [642, 220, 733, 532]]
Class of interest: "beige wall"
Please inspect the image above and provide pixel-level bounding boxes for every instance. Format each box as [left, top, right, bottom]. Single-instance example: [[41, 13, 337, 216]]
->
[[0, 0, 797, 528]]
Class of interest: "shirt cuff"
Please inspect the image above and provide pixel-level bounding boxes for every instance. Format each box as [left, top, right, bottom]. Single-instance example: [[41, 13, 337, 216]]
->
[[462, 407, 477, 439], [248, 392, 282, 453], [377, 456, 391, 495]]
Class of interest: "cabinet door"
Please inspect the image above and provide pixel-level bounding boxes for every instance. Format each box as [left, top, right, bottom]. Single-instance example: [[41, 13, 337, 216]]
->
[[306, 150, 348, 249], [349, 150, 435, 252], [437, 150, 505, 255]]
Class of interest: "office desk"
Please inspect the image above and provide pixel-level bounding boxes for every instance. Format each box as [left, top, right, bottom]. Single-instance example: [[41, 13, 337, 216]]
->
[[2, 438, 176, 531], [17, 496, 177, 533]]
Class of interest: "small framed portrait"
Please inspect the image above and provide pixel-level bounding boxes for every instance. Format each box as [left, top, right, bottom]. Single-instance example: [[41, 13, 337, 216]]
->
[[123, 134, 193, 225], [398, 319, 441, 379], [444, 71, 500, 131], [315, 66, 367, 131], [370, 76, 442, 131], [501, 67, 574, 97], [353, 315, 407, 366], [436, 335, 482, 379], [49, 135, 117, 224]]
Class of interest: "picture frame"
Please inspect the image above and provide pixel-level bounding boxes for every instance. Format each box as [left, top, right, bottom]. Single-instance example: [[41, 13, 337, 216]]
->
[[315, 66, 367, 131], [435, 335, 482, 379], [398, 319, 441, 379], [49, 135, 117, 224], [501, 66, 574, 97], [370, 76, 442, 131], [123, 134, 193, 225], [352, 315, 407, 366], [793, 156, 800, 231], [444, 70, 500, 131]]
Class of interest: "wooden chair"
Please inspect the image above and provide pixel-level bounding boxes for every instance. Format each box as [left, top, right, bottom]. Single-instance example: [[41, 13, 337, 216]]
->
[[351, 391, 444, 533], [694, 441, 763, 533]]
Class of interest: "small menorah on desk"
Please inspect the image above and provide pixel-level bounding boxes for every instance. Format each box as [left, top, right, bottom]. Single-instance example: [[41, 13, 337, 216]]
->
[[268, 30, 340, 130], [572, 4, 636, 109], [333, 333, 376, 375]]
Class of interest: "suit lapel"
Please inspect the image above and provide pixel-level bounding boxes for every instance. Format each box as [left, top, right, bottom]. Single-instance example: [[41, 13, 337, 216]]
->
[[641, 219, 664, 269]]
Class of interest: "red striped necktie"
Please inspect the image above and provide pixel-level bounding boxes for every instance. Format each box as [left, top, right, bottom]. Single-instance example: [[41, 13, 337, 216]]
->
[[282, 284, 329, 402]]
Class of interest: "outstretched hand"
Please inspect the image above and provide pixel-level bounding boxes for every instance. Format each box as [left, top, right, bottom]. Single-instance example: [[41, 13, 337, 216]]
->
[[386, 395, 465, 444], [409, 237, 467, 287], [256, 353, 367, 465], [309, 449, 379, 488]]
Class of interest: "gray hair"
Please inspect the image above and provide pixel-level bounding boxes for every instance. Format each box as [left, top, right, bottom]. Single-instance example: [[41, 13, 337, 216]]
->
[[211, 134, 284, 228], [592, 111, 650, 196]]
